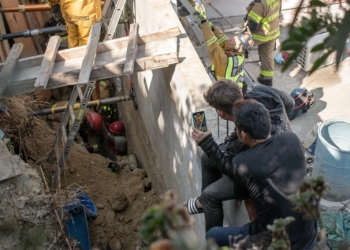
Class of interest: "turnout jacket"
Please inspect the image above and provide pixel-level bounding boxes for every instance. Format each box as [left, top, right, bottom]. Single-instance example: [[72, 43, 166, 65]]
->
[[198, 85, 294, 175], [246, 0, 281, 42], [200, 22, 245, 87]]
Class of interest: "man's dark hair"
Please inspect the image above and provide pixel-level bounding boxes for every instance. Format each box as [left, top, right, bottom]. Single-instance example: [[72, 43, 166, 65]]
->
[[203, 79, 243, 114], [233, 99, 271, 140]]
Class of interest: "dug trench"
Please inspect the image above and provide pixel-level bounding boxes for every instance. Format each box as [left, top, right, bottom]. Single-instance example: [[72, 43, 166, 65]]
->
[[0, 96, 159, 250]]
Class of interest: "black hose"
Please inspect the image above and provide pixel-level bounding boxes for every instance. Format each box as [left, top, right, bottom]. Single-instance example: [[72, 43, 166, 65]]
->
[[0, 25, 66, 41]]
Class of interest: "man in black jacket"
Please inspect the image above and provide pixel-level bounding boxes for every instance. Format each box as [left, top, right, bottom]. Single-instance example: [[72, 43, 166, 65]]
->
[[204, 100, 316, 249], [185, 79, 295, 232]]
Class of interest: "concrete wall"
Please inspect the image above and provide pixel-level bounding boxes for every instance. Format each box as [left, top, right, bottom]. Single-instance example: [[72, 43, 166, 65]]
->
[[116, 0, 250, 244], [117, 0, 213, 240]]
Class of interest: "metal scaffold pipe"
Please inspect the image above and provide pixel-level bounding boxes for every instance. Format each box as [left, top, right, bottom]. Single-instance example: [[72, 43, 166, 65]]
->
[[0, 4, 51, 13], [29, 95, 132, 116], [0, 26, 66, 41]]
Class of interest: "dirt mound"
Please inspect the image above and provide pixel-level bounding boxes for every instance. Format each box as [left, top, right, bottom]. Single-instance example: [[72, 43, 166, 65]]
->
[[0, 96, 159, 250], [52, 144, 159, 249]]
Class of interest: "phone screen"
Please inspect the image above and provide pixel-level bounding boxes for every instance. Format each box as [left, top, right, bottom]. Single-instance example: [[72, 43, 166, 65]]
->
[[192, 111, 207, 132]]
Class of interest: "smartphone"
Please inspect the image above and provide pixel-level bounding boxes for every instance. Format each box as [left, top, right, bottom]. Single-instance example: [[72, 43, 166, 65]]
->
[[192, 111, 208, 132]]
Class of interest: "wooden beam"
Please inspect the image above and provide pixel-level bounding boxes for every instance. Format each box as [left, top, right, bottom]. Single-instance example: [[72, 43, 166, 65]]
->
[[0, 44, 6, 62], [2, 37, 179, 96], [123, 23, 139, 75], [0, 11, 11, 58], [34, 36, 61, 88], [1, 0, 38, 58], [102, 0, 112, 18], [78, 23, 101, 84], [18, 0, 44, 54], [0, 26, 180, 71], [0, 43, 23, 97]]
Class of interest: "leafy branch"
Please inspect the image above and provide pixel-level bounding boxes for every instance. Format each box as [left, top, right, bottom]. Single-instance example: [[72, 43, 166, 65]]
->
[[281, 0, 350, 74]]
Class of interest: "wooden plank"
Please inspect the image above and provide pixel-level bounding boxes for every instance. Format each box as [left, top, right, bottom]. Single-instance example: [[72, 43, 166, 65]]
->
[[102, 0, 112, 18], [1, 0, 38, 58], [2, 37, 179, 96], [34, 36, 61, 88], [0, 43, 23, 97], [19, 0, 44, 54], [0, 11, 11, 58], [0, 26, 181, 71], [0, 44, 6, 62], [78, 23, 101, 84], [123, 23, 139, 75]]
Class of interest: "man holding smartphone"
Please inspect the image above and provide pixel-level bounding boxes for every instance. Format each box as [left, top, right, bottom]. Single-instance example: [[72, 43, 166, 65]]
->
[[184, 79, 295, 232], [203, 100, 316, 249]]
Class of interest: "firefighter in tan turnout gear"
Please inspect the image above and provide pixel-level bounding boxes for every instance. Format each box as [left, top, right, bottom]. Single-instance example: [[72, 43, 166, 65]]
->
[[246, 0, 281, 86], [188, 0, 254, 92], [48, 0, 102, 48]]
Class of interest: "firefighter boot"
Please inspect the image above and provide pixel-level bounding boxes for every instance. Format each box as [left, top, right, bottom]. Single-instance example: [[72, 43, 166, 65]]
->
[[257, 75, 273, 87]]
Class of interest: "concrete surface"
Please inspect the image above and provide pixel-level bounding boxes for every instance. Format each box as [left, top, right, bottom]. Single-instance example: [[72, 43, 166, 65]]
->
[[117, 0, 216, 244], [0, 139, 54, 250]]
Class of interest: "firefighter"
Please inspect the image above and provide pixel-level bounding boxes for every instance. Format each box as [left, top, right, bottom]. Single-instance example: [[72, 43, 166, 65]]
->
[[189, 1, 254, 91], [245, 0, 281, 86], [101, 120, 127, 156], [51, 101, 101, 152], [48, 0, 102, 48]]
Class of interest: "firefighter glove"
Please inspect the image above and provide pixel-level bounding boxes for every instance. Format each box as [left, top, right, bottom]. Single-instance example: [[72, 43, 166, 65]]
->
[[194, 3, 206, 21]]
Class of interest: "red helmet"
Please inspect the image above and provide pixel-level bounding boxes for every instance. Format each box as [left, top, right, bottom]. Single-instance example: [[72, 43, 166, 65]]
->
[[86, 112, 102, 131], [109, 121, 125, 135]]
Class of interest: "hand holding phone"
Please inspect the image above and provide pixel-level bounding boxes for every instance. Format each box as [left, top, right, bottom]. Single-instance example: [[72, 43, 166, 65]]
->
[[192, 111, 208, 132]]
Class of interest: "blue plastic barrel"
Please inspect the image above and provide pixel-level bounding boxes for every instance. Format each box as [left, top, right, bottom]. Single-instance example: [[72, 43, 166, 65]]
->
[[312, 119, 350, 201]]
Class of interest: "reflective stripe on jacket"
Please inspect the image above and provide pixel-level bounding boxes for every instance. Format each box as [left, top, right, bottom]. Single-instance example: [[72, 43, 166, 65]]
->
[[200, 22, 244, 88], [211, 53, 244, 88], [247, 0, 281, 42]]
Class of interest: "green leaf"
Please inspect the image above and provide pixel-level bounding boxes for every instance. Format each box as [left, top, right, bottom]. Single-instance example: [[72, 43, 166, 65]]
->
[[280, 42, 303, 52], [334, 11, 350, 68], [308, 50, 332, 74], [310, 43, 324, 52]]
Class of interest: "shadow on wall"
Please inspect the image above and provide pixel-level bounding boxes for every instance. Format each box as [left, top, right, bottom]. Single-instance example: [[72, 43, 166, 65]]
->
[[140, 64, 204, 195]]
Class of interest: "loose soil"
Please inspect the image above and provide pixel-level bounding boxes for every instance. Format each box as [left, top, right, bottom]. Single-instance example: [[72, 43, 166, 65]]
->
[[0, 96, 159, 250]]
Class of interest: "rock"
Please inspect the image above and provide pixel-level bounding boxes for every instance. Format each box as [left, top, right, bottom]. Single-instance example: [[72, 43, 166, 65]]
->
[[109, 232, 114, 239], [105, 211, 115, 226], [130, 168, 147, 179], [119, 215, 125, 222], [142, 178, 152, 192], [108, 239, 122, 250], [94, 214, 104, 226], [123, 226, 132, 236], [111, 193, 128, 212], [96, 203, 104, 209], [90, 160, 95, 166], [69, 167, 75, 174]]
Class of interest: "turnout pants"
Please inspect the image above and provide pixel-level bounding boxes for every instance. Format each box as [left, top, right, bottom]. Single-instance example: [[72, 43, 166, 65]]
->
[[66, 21, 92, 48], [255, 39, 276, 79]]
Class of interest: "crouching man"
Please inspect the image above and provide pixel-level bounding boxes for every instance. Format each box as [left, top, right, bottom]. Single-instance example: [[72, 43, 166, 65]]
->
[[205, 100, 316, 249]]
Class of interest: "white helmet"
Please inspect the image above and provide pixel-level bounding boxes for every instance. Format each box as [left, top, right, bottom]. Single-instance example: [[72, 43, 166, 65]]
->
[[234, 27, 254, 52]]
